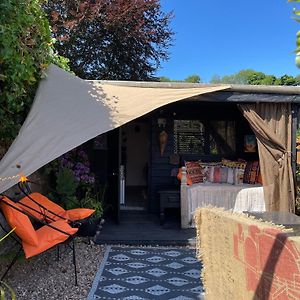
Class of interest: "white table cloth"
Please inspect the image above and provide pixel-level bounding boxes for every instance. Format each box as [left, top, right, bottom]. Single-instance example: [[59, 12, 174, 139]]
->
[[187, 182, 265, 226]]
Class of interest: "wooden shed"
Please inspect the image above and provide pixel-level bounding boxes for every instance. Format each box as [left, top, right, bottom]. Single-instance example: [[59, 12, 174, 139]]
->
[[0, 65, 299, 229], [89, 82, 300, 226]]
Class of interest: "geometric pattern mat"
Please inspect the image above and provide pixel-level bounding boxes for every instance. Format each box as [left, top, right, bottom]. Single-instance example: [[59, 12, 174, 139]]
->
[[87, 246, 204, 299]]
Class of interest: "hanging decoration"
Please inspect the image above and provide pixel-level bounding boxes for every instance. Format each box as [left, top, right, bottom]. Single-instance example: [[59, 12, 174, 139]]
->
[[159, 130, 168, 156]]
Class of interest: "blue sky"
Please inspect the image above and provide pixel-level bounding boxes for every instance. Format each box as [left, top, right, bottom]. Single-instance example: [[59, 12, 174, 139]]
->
[[156, 1, 300, 82]]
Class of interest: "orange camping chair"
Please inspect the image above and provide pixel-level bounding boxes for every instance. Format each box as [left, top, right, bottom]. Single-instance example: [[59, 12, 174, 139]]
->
[[0, 196, 79, 285], [17, 181, 95, 225]]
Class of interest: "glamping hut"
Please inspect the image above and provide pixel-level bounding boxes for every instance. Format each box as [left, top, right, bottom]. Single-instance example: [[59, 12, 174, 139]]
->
[[0, 65, 299, 228]]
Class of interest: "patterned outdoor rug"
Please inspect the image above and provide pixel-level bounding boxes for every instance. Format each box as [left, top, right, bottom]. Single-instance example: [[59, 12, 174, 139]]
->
[[87, 246, 204, 300]]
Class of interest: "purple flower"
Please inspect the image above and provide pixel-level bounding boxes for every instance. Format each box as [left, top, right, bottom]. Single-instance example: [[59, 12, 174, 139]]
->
[[57, 147, 95, 187]]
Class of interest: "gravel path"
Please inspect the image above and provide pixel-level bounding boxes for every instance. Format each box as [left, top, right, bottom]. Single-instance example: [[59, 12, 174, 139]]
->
[[0, 238, 106, 300]]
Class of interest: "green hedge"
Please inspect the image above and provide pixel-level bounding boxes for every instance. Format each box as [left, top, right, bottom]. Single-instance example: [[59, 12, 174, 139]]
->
[[0, 0, 69, 152]]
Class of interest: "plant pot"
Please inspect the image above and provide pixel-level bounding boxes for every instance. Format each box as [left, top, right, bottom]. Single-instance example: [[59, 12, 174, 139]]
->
[[77, 218, 100, 237]]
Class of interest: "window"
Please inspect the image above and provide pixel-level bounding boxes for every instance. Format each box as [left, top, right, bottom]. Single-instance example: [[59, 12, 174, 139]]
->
[[174, 120, 236, 155]]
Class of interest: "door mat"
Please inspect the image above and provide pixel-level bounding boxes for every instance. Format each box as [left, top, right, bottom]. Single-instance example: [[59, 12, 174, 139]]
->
[[88, 246, 204, 299]]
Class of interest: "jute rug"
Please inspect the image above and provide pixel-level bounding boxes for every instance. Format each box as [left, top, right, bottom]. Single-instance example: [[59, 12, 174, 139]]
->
[[87, 246, 204, 299], [194, 207, 300, 300]]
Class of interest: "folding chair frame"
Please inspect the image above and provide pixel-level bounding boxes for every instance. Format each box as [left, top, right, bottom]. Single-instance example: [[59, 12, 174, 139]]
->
[[0, 198, 78, 285]]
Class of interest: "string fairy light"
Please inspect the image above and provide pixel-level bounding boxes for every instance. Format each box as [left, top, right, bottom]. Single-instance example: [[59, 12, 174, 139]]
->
[[0, 165, 26, 183], [0, 175, 20, 182]]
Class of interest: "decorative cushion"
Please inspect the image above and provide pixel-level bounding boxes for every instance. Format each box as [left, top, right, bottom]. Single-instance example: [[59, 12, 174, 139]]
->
[[243, 161, 260, 184], [184, 161, 204, 184], [221, 159, 247, 185], [207, 166, 215, 183], [67, 208, 95, 221], [220, 167, 229, 183], [22, 220, 78, 258], [222, 159, 247, 170], [234, 168, 245, 185], [199, 162, 221, 182], [177, 168, 193, 186], [0, 196, 38, 247], [257, 171, 263, 184], [227, 167, 235, 184], [213, 166, 221, 183]]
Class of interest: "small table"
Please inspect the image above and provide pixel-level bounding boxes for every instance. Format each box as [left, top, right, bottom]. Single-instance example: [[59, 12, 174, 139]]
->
[[247, 211, 300, 235], [158, 189, 180, 225]]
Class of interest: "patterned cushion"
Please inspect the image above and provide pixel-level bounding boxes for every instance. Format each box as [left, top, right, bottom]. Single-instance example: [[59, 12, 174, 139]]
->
[[213, 166, 221, 183], [220, 167, 229, 183], [207, 166, 215, 183], [257, 171, 263, 184], [234, 168, 245, 185], [199, 162, 221, 182], [243, 161, 260, 184], [227, 167, 235, 184], [222, 159, 247, 170], [185, 161, 204, 184]]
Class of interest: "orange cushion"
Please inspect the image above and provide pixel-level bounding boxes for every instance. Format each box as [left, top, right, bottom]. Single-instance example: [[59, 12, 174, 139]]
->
[[177, 168, 193, 186], [19, 193, 68, 222], [22, 221, 78, 258], [0, 196, 38, 247], [67, 208, 95, 221], [185, 161, 204, 184], [257, 172, 263, 185]]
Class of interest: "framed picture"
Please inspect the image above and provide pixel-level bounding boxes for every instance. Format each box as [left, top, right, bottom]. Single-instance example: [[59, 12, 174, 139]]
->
[[244, 135, 257, 153]]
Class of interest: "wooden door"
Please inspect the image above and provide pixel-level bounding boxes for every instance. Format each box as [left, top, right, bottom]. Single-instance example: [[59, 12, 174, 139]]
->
[[107, 128, 121, 224]]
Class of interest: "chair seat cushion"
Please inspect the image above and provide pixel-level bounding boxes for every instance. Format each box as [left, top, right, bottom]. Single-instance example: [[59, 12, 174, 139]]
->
[[19, 193, 68, 222], [67, 208, 95, 221], [22, 220, 78, 258], [1, 196, 38, 247]]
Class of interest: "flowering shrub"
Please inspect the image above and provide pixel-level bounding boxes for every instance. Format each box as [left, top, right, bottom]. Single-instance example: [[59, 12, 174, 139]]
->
[[59, 148, 95, 190], [45, 147, 104, 220]]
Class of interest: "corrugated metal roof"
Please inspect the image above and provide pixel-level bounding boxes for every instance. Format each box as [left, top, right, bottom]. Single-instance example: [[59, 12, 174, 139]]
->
[[89, 80, 300, 95]]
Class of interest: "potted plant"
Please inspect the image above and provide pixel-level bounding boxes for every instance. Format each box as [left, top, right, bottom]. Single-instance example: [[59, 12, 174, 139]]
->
[[76, 187, 106, 237], [46, 147, 105, 236]]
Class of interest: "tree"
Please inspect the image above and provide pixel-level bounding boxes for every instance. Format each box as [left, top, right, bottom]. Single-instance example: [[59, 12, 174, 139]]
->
[[210, 70, 300, 86], [0, 0, 69, 154], [274, 74, 300, 85], [159, 76, 172, 82], [289, 0, 300, 67], [158, 74, 201, 83], [210, 75, 222, 84], [184, 75, 201, 83], [44, 0, 174, 80], [210, 69, 258, 84]]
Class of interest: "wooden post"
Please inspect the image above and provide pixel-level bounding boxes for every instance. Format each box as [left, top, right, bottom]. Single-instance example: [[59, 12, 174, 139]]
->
[[180, 166, 189, 228], [292, 104, 299, 212], [292, 104, 298, 181]]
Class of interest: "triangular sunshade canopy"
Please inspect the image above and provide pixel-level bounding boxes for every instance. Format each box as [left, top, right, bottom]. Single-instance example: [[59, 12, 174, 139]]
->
[[0, 64, 229, 193]]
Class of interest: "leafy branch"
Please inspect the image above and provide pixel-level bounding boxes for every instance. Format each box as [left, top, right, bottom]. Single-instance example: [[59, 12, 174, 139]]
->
[[289, 0, 300, 67]]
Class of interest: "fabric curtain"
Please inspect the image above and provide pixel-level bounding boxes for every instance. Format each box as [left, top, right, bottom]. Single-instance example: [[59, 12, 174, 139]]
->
[[239, 103, 295, 212]]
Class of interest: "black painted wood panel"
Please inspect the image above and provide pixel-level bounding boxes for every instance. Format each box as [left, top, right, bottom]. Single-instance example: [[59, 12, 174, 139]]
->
[[148, 101, 258, 213]]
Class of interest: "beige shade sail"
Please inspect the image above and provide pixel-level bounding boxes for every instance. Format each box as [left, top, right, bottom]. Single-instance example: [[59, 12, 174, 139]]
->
[[0, 64, 229, 193]]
